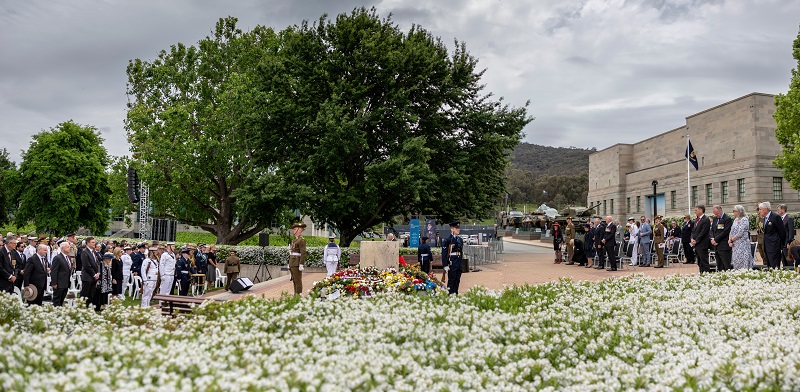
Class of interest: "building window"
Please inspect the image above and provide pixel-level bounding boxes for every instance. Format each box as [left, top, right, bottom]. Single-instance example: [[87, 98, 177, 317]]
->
[[636, 196, 641, 212], [610, 199, 614, 214], [773, 177, 783, 200], [692, 186, 698, 206], [603, 200, 607, 215], [721, 181, 728, 203], [732, 150, 735, 159], [627, 197, 631, 213], [670, 191, 676, 210], [706, 184, 713, 205], [737, 179, 745, 202]]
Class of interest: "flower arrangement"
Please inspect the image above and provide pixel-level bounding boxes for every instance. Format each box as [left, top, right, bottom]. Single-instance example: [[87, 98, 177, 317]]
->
[[310, 264, 445, 298]]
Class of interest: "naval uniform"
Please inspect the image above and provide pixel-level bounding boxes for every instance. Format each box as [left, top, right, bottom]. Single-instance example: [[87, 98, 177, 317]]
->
[[442, 234, 464, 295], [140, 257, 159, 307], [159, 251, 177, 296], [176, 255, 193, 296]]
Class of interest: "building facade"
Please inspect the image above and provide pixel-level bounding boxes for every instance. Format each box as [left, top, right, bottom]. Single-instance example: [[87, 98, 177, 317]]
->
[[588, 92, 797, 222]]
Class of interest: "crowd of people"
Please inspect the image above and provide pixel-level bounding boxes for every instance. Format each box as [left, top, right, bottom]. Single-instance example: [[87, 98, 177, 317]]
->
[[554, 202, 798, 273], [0, 233, 242, 311]]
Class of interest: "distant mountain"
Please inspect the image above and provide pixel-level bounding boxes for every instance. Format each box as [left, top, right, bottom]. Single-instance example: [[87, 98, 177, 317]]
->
[[509, 143, 594, 174]]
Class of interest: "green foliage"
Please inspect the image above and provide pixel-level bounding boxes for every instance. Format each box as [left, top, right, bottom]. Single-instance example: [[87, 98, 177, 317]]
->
[[15, 121, 111, 235], [175, 232, 329, 247], [0, 148, 16, 224], [506, 143, 593, 208], [510, 143, 593, 174], [107, 156, 135, 226], [125, 17, 294, 245], [255, 8, 531, 247], [775, 25, 800, 188]]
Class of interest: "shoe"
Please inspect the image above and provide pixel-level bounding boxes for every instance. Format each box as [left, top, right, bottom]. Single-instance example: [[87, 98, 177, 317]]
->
[[607, 268, 617, 271], [654, 266, 664, 268], [565, 262, 574, 265], [585, 265, 593, 268]]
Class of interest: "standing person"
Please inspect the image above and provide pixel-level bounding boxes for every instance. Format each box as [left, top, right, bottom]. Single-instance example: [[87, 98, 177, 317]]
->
[[23, 236, 36, 259], [564, 217, 576, 265], [729, 205, 755, 270], [552, 222, 564, 264], [759, 201, 786, 269], [653, 216, 666, 268], [194, 245, 208, 293], [65, 233, 78, 270], [130, 243, 145, 278], [50, 242, 72, 306], [442, 222, 464, 294], [206, 245, 217, 290], [627, 218, 639, 266], [176, 248, 193, 296], [601, 216, 617, 271], [417, 236, 433, 274], [691, 205, 712, 273], [159, 243, 177, 296], [710, 205, 733, 271], [95, 253, 114, 312], [593, 218, 606, 269], [667, 221, 681, 253], [110, 248, 124, 299], [756, 208, 768, 265], [140, 248, 159, 306], [23, 244, 50, 306], [681, 215, 695, 264], [120, 246, 133, 298], [288, 222, 307, 295], [224, 249, 240, 291], [582, 223, 594, 267], [639, 217, 653, 267], [13, 241, 26, 289], [323, 236, 341, 277], [778, 204, 795, 268], [80, 237, 100, 307], [0, 238, 18, 294]]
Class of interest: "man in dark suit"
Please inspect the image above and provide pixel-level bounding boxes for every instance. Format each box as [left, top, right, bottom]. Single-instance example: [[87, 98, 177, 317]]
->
[[50, 242, 73, 306], [601, 216, 617, 271], [10, 241, 26, 289], [80, 237, 100, 307], [681, 215, 695, 263], [691, 205, 712, 273], [0, 238, 19, 293], [778, 204, 795, 268], [710, 205, 733, 271], [759, 202, 786, 269], [23, 244, 49, 305], [593, 218, 606, 269]]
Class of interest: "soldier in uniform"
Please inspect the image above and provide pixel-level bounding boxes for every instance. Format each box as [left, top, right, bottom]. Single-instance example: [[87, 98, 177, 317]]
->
[[565, 217, 576, 265], [441, 221, 464, 294], [756, 207, 767, 265], [224, 249, 240, 291], [288, 222, 307, 295], [159, 242, 177, 297], [140, 247, 159, 307], [417, 236, 433, 274], [653, 216, 666, 268], [176, 248, 194, 296]]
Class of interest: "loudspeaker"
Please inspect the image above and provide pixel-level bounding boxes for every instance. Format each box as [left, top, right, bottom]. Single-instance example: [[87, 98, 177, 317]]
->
[[127, 166, 140, 204], [258, 233, 270, 246], [150, 219, 177, 242], [229, 277, 253, 294]]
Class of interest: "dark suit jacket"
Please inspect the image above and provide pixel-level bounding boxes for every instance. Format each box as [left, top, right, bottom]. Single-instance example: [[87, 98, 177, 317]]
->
[[594, 222, 606, 247], [763, 212, 786, 250], [603, 223, 616, 245], [23, 254, 49, 289], [681, 221, 694, 242], [417, 243, 433, 264], [80, 248, 99, 282], [692, 215, 711, 250], [783, 215, 795, 245], [0, 246, 16, 293], [50, 253, 72, 289], [711, 213, 733, 251]]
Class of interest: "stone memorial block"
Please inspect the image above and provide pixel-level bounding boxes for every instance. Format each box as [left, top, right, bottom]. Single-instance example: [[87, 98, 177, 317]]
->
[[360, 241, 400, 270]]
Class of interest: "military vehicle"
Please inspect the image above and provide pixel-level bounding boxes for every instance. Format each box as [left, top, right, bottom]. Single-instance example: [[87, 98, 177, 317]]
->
[[555, 203, 601, 234]]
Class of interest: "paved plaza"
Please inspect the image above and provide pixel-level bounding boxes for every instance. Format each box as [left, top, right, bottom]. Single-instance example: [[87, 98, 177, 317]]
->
[[205, 239, 706, 301]]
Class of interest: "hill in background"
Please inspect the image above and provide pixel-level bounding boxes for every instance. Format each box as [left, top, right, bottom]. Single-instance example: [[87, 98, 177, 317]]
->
[[510, 143, 594, 175]]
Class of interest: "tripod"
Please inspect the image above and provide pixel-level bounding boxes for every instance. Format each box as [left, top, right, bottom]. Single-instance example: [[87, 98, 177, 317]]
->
[[253, 257, 272, 283]]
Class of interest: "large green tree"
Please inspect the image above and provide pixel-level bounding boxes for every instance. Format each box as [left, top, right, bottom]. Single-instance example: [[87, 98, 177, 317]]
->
[[255, 8, 531, 246], [15, 121, 111, 235], [0, 149, 17, 224], [108, 156, 136, 227], [775, 25, 800, 186], [126, 17, 292, 244]]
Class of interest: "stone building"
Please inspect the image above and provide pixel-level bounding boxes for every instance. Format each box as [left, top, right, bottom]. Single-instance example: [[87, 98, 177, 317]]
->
[[588, 92, 797, 222]]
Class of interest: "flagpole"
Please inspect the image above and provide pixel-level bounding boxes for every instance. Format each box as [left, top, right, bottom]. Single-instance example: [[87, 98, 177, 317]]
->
[[687, 135, 691, 215]]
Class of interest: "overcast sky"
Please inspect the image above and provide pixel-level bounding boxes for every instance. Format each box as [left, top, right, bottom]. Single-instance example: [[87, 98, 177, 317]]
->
[[1, 0, 798, 163]]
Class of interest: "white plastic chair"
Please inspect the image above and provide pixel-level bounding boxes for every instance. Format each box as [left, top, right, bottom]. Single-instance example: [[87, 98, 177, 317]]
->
[[132, 276, 143, 300], [215, 267, 226, 288], [123, 275, 133, 298]]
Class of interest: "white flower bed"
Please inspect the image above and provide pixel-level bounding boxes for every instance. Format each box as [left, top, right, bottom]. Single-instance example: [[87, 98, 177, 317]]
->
[[2, 270, 800, 390]]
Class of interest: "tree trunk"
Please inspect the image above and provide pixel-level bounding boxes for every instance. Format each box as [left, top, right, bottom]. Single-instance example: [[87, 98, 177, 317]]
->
[[339, 228, 359, 248]]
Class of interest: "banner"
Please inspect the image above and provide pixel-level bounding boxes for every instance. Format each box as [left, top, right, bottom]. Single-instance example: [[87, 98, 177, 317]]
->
[[409, 219, 420, 248]]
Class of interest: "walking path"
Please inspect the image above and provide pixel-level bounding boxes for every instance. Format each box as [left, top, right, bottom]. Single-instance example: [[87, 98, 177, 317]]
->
[[204, 239, 702, 300]]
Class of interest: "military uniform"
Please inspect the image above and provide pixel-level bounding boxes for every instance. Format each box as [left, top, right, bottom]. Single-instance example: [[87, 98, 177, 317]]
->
[[289, 222, 307, 295], [442, 222, 464, 295], [141, 250, 159, 307], [224, 252, 240, 290], [565, 221, 576, 265], [653, 219, 665, 267], [176, 250, 194, 296]]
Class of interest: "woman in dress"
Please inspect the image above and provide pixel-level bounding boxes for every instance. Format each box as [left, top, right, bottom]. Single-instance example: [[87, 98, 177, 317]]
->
[[627, 217, 639, 266], [111, 248, 124, 298], [206, 245, 217, 290], [95, 253, 114, 312], [728, 204, 755, 270], [552, 222, 564, 264]]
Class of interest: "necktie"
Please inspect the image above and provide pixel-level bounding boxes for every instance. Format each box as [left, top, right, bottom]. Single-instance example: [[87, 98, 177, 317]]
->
[[40, 256, 45, 270]]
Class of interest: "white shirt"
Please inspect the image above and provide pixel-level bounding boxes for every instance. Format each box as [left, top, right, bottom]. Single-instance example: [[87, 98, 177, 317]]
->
[[323, 243, 341, 263], [121, 254, 132, 276], [159, 252, 176, 276], [628, 224, 639, 243], [23, 245, 36, 259], [142, 258, 159, 281]]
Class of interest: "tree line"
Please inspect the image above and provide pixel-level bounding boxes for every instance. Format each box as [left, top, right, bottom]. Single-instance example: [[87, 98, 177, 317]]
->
[[505, 143, 592, 210]]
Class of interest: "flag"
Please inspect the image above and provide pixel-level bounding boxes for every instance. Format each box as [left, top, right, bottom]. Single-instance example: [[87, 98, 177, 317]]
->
[[685, 140, 698, 170]]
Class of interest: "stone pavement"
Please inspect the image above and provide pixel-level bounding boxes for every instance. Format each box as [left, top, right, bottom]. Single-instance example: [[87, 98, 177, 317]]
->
[[204, 239, 703, 300]]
